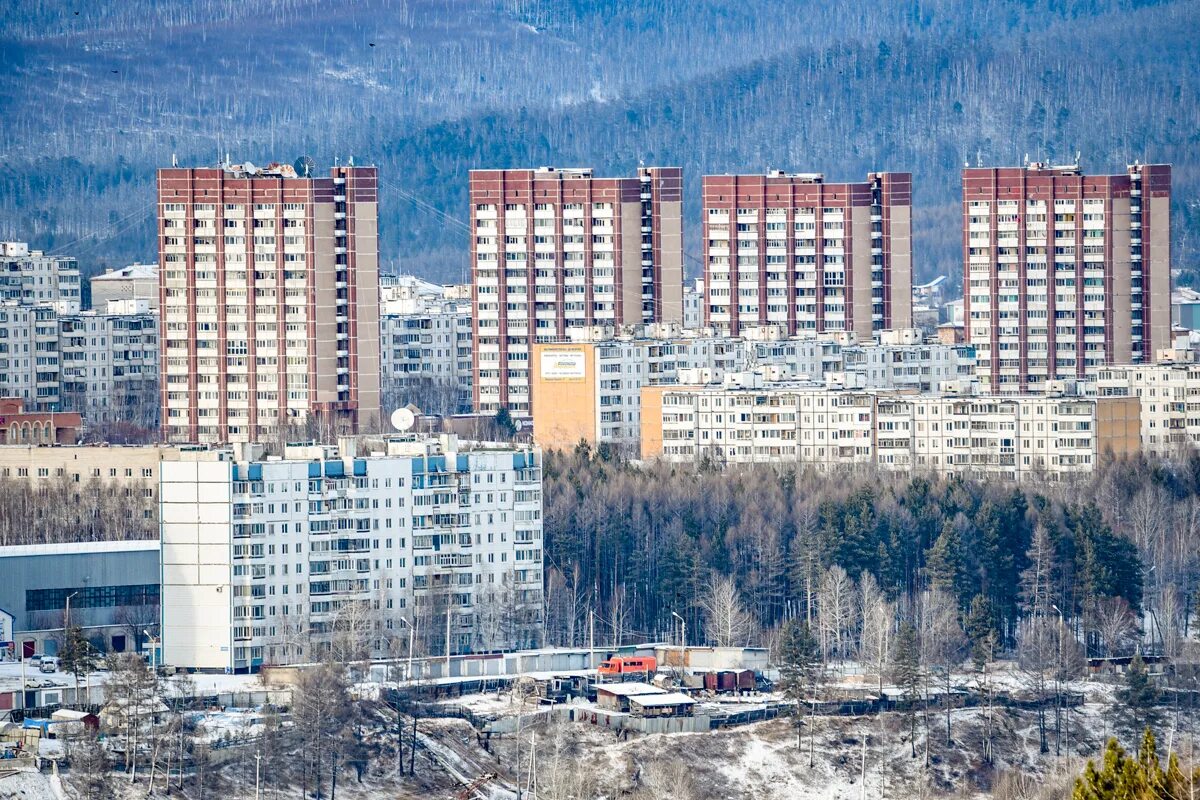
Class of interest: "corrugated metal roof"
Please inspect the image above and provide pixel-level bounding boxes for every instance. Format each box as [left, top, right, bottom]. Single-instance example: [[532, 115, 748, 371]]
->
[[630, 692, 694, 706]]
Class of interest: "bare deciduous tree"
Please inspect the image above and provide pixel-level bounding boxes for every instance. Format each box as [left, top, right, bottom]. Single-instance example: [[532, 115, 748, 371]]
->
[[700, 574, 754, 647]]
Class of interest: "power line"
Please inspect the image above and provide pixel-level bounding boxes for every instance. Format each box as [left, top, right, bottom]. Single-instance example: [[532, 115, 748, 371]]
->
[[379, 178, 471, 236], [47, 199, 156, 256]]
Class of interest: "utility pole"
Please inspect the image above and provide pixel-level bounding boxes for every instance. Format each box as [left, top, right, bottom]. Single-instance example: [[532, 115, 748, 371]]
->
[[860, 731, 867, 800], [589, 610, 595, 667], [254, 752, 262, 800], [446, 608, 452, 670]]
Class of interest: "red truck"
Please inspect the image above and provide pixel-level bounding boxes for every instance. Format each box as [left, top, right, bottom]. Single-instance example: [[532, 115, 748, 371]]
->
[[597, 656, 657, 677]]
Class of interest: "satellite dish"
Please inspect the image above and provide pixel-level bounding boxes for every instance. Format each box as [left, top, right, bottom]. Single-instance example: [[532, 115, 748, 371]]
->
[[514, 418, 527, 432], [294, 155, 315, 177], [390, 408, 416, 432]]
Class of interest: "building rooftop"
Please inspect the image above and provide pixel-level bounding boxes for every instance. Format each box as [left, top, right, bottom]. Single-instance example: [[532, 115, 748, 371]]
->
[[595, 682, 665, 697], [629, 692, 695, 707], [92, 264, 157, 282], [0, 539, 159, 559]]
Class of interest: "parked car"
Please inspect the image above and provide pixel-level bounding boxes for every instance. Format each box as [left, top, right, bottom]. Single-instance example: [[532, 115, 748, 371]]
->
[[39, 656, 60, 673], [26, 654, 44, 668]]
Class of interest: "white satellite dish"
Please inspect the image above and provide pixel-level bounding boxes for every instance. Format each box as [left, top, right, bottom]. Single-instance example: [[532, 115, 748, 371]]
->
[[390, 407, 416, 432]]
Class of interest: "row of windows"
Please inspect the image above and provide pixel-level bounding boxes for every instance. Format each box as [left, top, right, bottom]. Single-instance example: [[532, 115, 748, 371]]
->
[[27, 583, 160, 612]]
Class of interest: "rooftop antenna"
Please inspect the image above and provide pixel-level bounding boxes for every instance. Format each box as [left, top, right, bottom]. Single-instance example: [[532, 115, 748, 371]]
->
[[348, 155, 355, 167], [171, 153, 178, 168], [390, 407, 416, 432], [975, 148, 982, 168]]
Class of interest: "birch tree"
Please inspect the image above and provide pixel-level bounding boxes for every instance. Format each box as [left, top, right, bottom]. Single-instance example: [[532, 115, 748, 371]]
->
[[701, 574, 754, 647]]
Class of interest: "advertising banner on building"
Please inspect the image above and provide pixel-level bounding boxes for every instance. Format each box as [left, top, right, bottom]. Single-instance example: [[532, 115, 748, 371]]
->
[[540, 349, 587, 382]]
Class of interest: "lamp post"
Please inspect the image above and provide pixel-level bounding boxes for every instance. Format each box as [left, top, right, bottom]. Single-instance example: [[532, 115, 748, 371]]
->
[[397, 616, 415, 681], [144, 629, 159, 673], [63, 591, 79, 635], [671, 611, 687, 674]]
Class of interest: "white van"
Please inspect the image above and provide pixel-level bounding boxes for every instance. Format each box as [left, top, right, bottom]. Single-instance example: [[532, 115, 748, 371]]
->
[[39, 656, 59, 673]]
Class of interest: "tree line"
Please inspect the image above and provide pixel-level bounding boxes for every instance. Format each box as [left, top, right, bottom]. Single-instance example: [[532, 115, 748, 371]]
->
[[543, 443, 1200, 663]]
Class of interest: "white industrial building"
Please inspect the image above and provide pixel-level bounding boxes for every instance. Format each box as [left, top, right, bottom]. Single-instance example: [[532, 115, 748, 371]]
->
[[160, 435, 544, 673]]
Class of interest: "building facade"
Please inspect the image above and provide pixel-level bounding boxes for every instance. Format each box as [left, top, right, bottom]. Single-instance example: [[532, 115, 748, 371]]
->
[[701, 171, 913, 338], [0, 302, 60, 409], [90, 264, 159, 311], [1094, 361, 1200, 458], [0, 242, 82, 314], [0, 540, 160, 659], [0, 398, 80, 445], [532, 333, 751, 452], [160, 436, 544, 672], [380, 279, 473, 417], [532, 328, 973, 452], [59, 300, 159, 428], [157, 161, 381, 443], [470, 166, 684, 415], [0, 299, 159, 425], [963, 162, 1171, 392], [641, 372, 1140, 480]]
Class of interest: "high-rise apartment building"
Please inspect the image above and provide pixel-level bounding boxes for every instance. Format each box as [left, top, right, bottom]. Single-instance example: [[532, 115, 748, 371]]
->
[[0, 241, 82, 314], [59, 300, 159, 428], [701, 171, 913, 338], [963, 162, 1171, 392], [641, 371, 1140, 480], [160, 435, 544, 672], [469, 166, 683, 414], [157, 161, 381, 443]]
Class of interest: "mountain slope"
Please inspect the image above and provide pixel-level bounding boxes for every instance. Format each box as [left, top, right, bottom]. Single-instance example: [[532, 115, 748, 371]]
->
[[1, 0, 1196, 286]]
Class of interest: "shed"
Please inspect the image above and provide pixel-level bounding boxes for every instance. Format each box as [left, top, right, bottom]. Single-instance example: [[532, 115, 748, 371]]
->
[[595, 682, 665, 713], [50, 708, 99, 732], [100, 698, 169, 733], [628, 692, 695, 718]]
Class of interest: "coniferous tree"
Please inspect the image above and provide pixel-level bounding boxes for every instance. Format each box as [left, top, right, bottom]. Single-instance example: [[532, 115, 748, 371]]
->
[[889, 622, 922, 758], [777, 619, 820, 752], [1116, 654, 1162, 737]]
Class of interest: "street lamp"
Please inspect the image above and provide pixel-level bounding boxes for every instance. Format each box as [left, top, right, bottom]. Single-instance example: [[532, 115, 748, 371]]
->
[[671, 611, 687, 673], [144, 629, 160, 673], [63, 591, 79, 639], [396, 616, 415, 681]]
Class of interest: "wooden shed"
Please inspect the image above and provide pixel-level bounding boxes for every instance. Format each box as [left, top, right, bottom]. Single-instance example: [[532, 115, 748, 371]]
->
[[628, 692, 695, 718]]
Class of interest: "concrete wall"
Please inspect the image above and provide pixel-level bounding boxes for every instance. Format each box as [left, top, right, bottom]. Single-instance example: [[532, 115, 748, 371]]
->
[[531, 343, 597, 451], [160, 460, 233, 671]]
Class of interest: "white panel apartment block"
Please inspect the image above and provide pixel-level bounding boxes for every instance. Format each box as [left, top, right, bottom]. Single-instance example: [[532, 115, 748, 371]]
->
[[160, 436, 543, 672]]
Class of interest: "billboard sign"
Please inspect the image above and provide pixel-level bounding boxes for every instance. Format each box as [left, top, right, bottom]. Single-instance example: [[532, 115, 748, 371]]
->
[[540, 349, 586, 382]]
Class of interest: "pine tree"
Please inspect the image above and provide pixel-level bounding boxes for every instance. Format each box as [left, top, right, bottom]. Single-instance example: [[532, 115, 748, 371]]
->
[[964, 594, 995, 671], [1116, 654, 1162, 736], [58, 622, 95, 706], [889, 622, 922, 758], [777, 619, 820, 751], [925, 520, 969, 608], [1071, 729, 1199, 800]]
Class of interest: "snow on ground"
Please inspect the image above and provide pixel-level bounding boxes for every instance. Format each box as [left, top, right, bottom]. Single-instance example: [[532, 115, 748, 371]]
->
[[187, 707, 269, 744], [0, 770, 60, 800]]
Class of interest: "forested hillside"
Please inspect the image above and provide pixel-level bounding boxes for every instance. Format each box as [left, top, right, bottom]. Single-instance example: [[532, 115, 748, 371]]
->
[[541, 444, 1200, 660], [2, 0, 1198, 286]]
